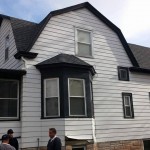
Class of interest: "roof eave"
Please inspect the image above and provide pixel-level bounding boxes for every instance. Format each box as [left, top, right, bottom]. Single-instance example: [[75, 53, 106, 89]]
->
[[14, 51, 38, 59]]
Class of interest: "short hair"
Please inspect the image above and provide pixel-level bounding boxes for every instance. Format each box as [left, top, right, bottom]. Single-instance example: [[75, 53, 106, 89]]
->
[[49, 128, 57, 134]]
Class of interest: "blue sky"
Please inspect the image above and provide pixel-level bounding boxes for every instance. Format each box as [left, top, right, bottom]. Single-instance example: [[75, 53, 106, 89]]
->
[[0, 0, 150, 47]]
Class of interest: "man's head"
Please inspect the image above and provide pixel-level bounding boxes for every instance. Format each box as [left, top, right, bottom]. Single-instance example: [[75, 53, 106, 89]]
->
[[2, 134, 9, 143], [7, 129, 14, 138], [49, 128, 57, 138]]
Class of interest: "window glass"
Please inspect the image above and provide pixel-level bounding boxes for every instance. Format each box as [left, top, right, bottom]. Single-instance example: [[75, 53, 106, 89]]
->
[[45, 78, 59, 117], [78, 30, 91, 43], [0, 80, 18, 119]]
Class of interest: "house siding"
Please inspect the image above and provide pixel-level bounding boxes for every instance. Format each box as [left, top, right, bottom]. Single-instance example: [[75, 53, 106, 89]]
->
[[1, 7, 149, 149], [0, 19, 23, 69]]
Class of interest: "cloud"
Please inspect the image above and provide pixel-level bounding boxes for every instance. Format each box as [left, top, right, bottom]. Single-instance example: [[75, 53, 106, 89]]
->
[[0, 0, 150, 46]]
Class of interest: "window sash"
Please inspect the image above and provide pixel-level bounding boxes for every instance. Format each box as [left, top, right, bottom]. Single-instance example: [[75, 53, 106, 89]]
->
[[123, 94, 133, 118], [68, 78, 87, 116], [119, 69, 127, 80], [44, 78, 60, 117], [76, 28, 93, 57], [0, 79, 19, 119]]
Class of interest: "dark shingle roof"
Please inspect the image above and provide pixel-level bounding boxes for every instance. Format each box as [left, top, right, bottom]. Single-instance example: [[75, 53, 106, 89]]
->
[[36, 53, 92, 66], [0, 2, 139, 66], [36, 53, 96, 75], [129, 43, 150, 69]]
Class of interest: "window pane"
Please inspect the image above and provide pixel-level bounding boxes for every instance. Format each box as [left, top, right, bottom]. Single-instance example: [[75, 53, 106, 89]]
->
[[69, 79, 84, 96], [5, 36, 9, 48], [5, 48, 9, 60], [78, 30, 91, 43], [0, 99, 17, 117], [124, 96, 130, 105], [0, 80, 18, 98], [78, 43, 92, 56], [46, 79, 58, 97], [70, 97, 85, 115], [125, 106, 131, 117], [120, 69, 127, 79], [46, 98, 59, 116]]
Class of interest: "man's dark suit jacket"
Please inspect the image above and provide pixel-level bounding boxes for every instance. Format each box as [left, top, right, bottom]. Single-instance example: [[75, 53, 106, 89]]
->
[[47, 137, 61, 150], [9, 137, 19, 150]]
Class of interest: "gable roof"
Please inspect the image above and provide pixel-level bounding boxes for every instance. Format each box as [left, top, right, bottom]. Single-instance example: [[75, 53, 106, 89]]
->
[[129, 43, 150, 69], [0, 2, 139, 66]]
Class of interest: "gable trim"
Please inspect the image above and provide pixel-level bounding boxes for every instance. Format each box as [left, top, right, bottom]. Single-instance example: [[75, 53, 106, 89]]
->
[[25, 2, 139, 66]]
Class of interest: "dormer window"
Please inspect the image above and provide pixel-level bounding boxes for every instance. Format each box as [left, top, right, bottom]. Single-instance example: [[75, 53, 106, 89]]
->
[[118, 66, 129, 81], [75, 28, 93, 58], [5, 35, 9, 61]]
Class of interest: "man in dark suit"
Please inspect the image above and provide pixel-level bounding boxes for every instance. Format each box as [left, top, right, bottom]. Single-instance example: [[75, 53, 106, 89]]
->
[[7, 129, 19, 150], [47, 128, 61, 150]]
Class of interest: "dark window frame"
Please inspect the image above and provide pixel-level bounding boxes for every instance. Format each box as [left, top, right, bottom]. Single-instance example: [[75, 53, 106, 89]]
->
[[122, 92, 134, 119], [0, 78, 21, 121], [118, 66, 129, 81]]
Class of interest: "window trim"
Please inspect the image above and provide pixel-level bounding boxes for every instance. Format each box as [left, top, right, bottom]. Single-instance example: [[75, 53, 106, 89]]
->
[[118, 66, 129, 81], [122, 93, 134, 119], [0, 79, 19, 120], [68, 78, 87, 117], [44, 78, 60, 118], [75, 28, 93, 58], [5, 35, 9, 62]]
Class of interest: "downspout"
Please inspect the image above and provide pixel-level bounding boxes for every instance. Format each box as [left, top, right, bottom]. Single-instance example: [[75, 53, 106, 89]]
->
[[21, 56, 27, 69], [92, 118, 96, 143]]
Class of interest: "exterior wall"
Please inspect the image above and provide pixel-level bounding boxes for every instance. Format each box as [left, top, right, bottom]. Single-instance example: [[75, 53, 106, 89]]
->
[[0, 19, 23, 69], [8, 8, 150, 149], [0, 19, 22, 147]]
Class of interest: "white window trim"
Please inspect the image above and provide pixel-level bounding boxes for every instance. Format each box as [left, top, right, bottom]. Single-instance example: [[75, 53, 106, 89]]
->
[[0, 79, 19, 120], [72, 146, 86, 150], [75, 27, 93, 58], [123, 95, 132, 118], [44, 78, 60, 117], [68, 78, 87, 117]]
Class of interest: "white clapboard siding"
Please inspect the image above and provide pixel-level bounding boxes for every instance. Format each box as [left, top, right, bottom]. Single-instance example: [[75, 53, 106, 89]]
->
[[18, 7, 150, 148], [0, 19, 23, 69]]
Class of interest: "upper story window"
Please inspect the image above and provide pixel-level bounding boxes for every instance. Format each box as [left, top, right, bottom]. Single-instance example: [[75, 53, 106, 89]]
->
[[118, 66, 129, 81], [68, 78, 86, 116], [44, 78, 60, 117], [0, 79, 19, 120], [5, 35, 9, 61], [76, 28, 93, 57], [122, 93, 134, 118]]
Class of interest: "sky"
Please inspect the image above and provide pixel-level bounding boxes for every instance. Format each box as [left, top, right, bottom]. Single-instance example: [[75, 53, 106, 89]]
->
[[0, 0, 150, 47]]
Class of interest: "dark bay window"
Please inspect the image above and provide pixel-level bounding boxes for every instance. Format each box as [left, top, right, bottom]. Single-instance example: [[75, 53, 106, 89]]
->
[[69, 78, 86, 116], [122, 93, 134, 118], [36, 53, 96, 119], [0, 80, 19, 120], [44, 78, 60, 117]]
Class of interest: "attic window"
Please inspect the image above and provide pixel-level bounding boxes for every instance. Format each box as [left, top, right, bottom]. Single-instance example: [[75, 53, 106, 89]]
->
[[118, 66, 129, 81], [76, 28, 93, 57], [5, 35, 9, 61]]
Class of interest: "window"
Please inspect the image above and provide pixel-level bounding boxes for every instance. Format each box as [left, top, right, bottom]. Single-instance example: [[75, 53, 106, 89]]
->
[[122, 93, 134, 118], [118, 66, 129, 81], [44, 78, 60, 117], [76, 29, 92, 57], [68, 78, 86, 116], [72, 146, 86, 150], [0, 80, 19, 119], [143, 140, 150, 150], [5, 35, 9, 61]]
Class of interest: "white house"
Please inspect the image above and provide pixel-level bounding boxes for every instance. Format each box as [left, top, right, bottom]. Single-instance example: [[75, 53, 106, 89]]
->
[[0, 2, 150, 150]]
